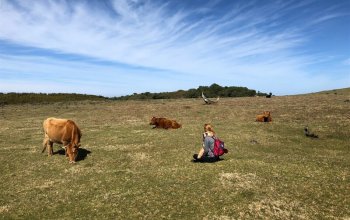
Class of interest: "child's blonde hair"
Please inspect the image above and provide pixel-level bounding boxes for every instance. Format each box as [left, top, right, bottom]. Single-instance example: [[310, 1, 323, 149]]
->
[[204, 124, 215, 135]]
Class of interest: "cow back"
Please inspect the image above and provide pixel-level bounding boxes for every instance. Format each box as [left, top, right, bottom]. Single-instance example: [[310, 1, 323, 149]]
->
[[43, 118, 81, 145]]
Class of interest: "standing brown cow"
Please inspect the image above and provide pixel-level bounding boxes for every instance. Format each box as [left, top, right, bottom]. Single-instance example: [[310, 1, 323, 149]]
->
[[42, 117, 82, 163]]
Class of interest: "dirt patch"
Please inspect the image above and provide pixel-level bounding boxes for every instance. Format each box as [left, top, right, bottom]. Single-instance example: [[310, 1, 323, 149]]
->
[[97, 144, 146, 151], [219, 172, 259, 190], [241, 199, 307, 219], [97, 145, 120, 151], [203, 215, 234, 220], [0, 205, 10, 214], [129, 152, 151, 162], [35, 180, 57, 189], [134, 152, 150, 160]]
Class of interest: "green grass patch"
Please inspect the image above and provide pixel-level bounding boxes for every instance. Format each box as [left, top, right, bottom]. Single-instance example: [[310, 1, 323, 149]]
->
[[0, 90, 349, 219]]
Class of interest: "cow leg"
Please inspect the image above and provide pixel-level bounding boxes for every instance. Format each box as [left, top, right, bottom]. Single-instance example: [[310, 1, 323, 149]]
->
[[62, 141, 69, 157], [42, 135, 53, 156], [64, 146, 68, 157], [47, 141, 54, 156]]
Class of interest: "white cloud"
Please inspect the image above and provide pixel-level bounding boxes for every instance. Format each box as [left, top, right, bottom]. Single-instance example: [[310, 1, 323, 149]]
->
[[0, 54, 199, 96], [0, 0, 348, 96]]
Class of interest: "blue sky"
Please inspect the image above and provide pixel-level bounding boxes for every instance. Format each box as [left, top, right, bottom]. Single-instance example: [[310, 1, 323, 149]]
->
[[0, 0, 349, 97]]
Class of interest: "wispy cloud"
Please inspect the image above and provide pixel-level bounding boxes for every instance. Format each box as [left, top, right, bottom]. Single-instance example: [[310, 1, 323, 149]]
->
[[0, 0, 349, 95]]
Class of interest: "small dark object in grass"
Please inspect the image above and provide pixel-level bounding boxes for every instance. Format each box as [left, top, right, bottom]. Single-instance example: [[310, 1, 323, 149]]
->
[[250, 139, 259, 144], [304, 126, 318, 138]]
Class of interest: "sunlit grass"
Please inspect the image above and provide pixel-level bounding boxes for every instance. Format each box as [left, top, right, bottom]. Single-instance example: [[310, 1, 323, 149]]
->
[[0, 89, 349, 219]]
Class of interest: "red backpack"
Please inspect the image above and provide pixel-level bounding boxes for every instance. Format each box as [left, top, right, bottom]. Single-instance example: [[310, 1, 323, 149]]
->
[[213, 137, 228, 157]]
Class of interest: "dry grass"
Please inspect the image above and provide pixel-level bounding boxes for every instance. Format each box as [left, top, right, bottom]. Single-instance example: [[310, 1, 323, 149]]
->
[[0, 89, 349, 219]]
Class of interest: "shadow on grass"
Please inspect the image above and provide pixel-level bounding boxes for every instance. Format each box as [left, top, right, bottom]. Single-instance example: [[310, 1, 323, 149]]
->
[[191, 158, 224, 163], [54, 147, 92, 162], [76, 148, 92, 162], [54, 149, 66, 155]]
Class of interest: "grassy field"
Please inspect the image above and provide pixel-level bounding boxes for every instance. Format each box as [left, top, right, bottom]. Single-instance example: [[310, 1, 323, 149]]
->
[[0, 89, 349, 219]]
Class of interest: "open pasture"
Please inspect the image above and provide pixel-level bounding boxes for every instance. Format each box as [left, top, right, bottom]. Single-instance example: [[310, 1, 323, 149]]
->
[[0, 90, 349, 219]]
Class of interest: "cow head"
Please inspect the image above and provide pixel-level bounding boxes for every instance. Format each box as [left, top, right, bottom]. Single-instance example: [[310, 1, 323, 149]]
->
[[149, 117, 157, 127], [149, 116, 156, 124], [263, 111, 271, 117], [262, 111, 272, 122], [66, 143, 80, 163]]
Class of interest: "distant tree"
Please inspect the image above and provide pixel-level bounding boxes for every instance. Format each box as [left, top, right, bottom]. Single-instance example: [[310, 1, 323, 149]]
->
[[185, 89, 198, 98], [209, 83, 222, 96]]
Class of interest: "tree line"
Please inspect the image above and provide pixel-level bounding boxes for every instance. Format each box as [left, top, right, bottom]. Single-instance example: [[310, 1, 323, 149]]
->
[[113, 83, 267, 100], [0, 84, 267, 104], [0, 93, 107, 105]]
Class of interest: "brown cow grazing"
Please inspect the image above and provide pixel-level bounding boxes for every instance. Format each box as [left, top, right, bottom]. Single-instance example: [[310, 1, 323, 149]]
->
[[256, 111, 272, 122], [150, 117, 181, 129], [42, 117, 82, 163]]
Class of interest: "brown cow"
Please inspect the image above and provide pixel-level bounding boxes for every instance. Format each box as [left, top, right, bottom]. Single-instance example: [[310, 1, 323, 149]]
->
[[256, 111, 272, 122], [150, 117, 181, 129], [42, 117, 82, 163]]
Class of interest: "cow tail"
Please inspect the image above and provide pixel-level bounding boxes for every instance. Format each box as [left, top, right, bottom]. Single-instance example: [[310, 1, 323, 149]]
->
[[42, 120, 47, 153], [42, 138, 47, 153]]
